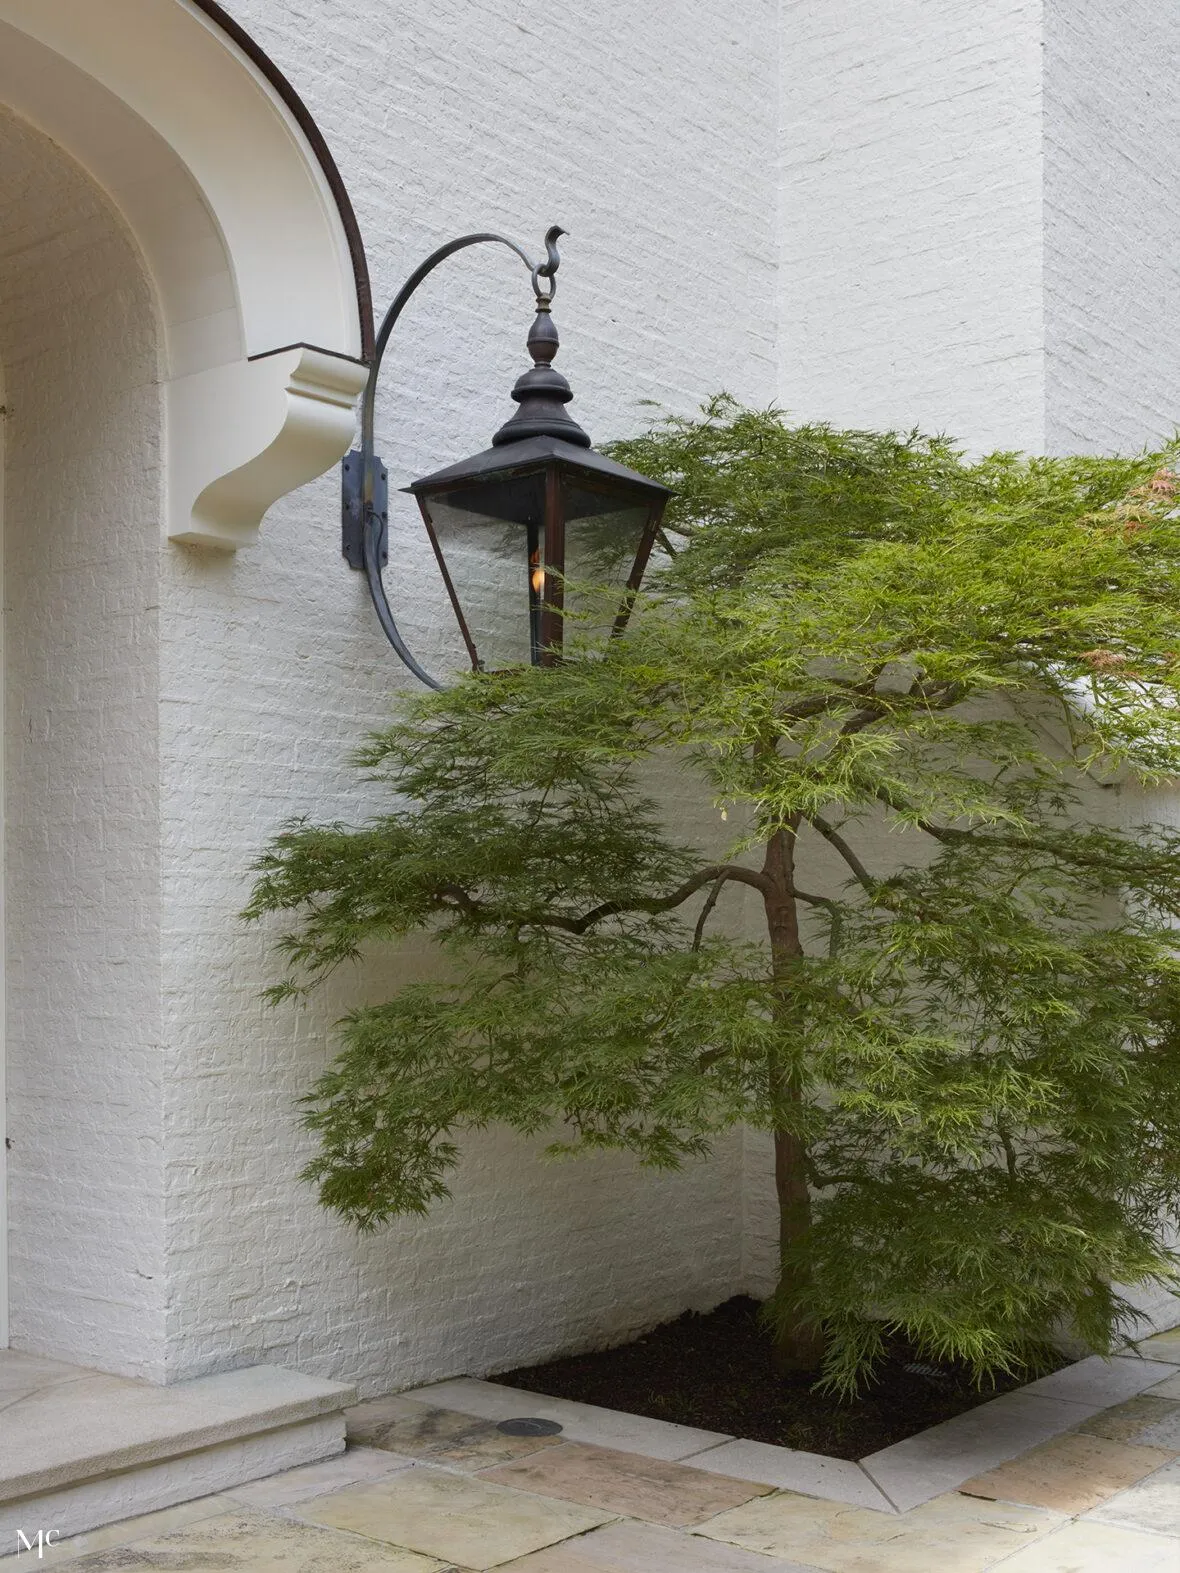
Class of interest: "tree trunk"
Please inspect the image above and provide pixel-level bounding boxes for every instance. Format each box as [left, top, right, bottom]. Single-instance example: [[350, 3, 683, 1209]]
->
[[763, 822, 825, 1374]]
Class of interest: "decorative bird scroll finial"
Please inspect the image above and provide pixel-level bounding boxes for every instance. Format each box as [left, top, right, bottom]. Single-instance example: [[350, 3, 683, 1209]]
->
[[531, 225, 566, 305]]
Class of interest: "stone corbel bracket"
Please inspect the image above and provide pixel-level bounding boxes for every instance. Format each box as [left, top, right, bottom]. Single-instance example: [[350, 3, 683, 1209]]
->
[[168, 344, 368, 550]]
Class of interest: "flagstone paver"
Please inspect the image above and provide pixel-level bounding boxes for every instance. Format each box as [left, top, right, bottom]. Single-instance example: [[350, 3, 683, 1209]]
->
[[695, 1488, 1064, 1573], [1083, 1456, 1180, 1538], [859, 1392, 1103, 1511], [478, 1440, 772, 1526], [21, 1497, 241, 1567], [54, 1505, 451, 1571], [1137, 1328, 1180, 1365], [348, 1394, 566, 1469], [402, 1378, 731, 1460], [1018, 1355, 1176, 1408], [1148, 1371, 1180, 1400], [986, 1518, 1180, 1571], [492, 1550, 617, 1573], [958, 1431, 1174, 1513], [295, 1463, 612, 1567], [22, 1321, 1180, 1573], [498, 1518, 824, 1570], [225, 1444, 417, 1506], [1078, 1394, 1180, 1451]]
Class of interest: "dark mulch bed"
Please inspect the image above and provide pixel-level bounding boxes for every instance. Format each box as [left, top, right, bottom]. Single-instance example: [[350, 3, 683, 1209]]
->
[[495, 1296, 1071, 1459]]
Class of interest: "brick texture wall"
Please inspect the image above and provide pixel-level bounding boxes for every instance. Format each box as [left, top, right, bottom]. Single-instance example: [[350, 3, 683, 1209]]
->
[[1044, 0, 1180, 453], [156, 0, 780, 1390], [777, 0, 1046, 452], [4, 0, 1178, 1388], [0, 106, 165, 1377]]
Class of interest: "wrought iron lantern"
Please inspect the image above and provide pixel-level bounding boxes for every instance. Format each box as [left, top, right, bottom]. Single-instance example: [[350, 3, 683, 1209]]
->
[[342, 228, 670, 686]]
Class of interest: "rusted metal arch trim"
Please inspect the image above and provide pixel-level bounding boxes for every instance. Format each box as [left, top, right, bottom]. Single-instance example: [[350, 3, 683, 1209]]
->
[[190, 0, 375, 361]]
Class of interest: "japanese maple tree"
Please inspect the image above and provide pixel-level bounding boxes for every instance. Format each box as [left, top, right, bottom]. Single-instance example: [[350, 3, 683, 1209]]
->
[[248, 399, 1180, 1390]]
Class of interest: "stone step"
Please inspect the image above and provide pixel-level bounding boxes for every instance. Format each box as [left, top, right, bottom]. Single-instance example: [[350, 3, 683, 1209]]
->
[[0, 1354, 356, 1547]]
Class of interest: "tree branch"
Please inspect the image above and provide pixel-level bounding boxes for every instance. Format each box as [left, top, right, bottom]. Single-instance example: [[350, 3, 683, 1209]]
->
[[794, 889, 840, 909], [794, 888, 844, 957], [998, 1124, 1019, 1180], [772, 690, 881, 731], [912, 680, 966, 709], [839, 707, 886, 737], [807, 816, 877, 894], [692, 874, 729, 952], [437, 863, 775, 935], [873, 786, 1148, 880], [874, 787, 989, 845]]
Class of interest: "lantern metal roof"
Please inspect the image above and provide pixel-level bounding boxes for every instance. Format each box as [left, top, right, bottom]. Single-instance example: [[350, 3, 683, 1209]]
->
[[404, 433, 671, 508]]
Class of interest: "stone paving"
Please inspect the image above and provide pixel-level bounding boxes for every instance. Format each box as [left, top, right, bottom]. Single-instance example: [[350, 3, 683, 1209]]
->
[[14, 1328, 1180, 1571]]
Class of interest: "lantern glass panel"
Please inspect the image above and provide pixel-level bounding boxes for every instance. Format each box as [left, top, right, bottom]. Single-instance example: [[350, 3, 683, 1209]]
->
[[419, 490, 537, 671], [411, 431, 668, 673], [559, 485, 654, 656]]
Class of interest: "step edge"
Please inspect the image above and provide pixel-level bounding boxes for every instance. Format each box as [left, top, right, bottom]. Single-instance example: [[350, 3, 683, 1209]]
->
[[0, 1373, 357, 1504]]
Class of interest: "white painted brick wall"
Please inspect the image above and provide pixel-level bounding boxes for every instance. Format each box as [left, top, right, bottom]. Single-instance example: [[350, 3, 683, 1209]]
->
[[156, 0, 779, 1389], [1044, 1, 1180, 454], [1040, 0, 1180, 1338], [778, 0, 1180, 458], [777, 0, 1046, 453], [762, 0, 1180, 1314], [4, 0, 1178, 1389], [0, 108, 166, 1377]]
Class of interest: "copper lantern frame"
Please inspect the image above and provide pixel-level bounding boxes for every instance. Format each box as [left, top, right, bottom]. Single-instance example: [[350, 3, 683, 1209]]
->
[[342, 228, 669, 687]]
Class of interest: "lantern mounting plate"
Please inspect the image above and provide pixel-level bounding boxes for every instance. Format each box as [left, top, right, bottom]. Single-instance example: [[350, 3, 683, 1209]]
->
[[342, 449, 387, 571]]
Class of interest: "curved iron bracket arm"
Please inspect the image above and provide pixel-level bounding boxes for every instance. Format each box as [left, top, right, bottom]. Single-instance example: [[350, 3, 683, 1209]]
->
[[343, 227, 564, 690]]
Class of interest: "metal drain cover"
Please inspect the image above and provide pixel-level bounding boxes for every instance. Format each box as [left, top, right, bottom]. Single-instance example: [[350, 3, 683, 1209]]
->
[[496, 1417, 563, 1437]]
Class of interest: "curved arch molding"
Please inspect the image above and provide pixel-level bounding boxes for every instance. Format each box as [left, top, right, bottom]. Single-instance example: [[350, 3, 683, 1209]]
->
[[0, 0, 373, 548]]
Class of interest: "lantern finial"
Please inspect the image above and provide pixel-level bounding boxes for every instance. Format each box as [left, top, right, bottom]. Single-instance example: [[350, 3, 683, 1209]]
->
[[493, 229, 591, 449]]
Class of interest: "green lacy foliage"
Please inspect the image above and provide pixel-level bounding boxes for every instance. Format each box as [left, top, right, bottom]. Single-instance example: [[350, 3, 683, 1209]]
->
[[247, 398, 1180, 1393]]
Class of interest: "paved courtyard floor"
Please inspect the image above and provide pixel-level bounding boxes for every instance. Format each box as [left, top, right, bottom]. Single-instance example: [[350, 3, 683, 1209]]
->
[[16, 1328, 1180, 1571]]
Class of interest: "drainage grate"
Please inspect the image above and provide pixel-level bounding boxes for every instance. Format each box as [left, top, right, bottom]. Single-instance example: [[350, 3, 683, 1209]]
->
[[496, 1417, 564, 1437], [903, 1361, 954, 1389]]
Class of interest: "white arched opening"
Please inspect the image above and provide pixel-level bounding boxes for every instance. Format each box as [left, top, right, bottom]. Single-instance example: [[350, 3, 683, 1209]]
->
[[0, 102, 167, 1366], [0, 0, 372, 1367], [0, 0, 369, 549]]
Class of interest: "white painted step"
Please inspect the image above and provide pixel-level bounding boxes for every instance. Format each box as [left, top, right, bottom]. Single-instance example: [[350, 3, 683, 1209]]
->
[[0, 1353, 355, 1545]]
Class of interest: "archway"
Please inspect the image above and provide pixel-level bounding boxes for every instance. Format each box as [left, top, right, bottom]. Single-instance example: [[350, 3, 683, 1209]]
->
[[0, 0, 371, 1365], [0, 0, 370, 549], [0, 105, 166, 1363]]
